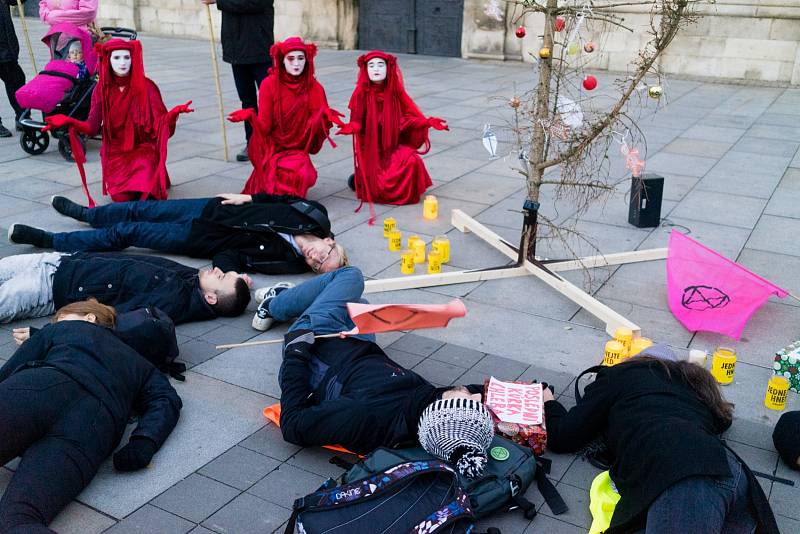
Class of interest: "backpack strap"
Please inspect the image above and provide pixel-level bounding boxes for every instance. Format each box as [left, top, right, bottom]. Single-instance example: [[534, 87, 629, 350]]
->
[[289, 199, 331, 236], [574, 364, 605, 401], [411, 484, 474, 533], [166, 362, 187, 382], [535, 467, 569, 515]]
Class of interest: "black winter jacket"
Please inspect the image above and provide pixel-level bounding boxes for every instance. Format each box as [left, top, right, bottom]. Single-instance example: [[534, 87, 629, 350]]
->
[[215, 0, 273, 65], [189, 194, 333, 275], [0, 321, 181, 448], [545, 360, 778, 534], [52, 253, 216, 325], [279, 332, 443, 455], [1, 0, 22, 63]]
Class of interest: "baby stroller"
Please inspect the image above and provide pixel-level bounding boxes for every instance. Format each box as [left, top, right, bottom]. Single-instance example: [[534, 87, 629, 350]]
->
[[16, 24, 137, 161]]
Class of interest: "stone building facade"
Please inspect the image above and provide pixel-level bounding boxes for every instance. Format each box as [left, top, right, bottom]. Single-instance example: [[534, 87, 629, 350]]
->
[[96, 0, 799, 84]]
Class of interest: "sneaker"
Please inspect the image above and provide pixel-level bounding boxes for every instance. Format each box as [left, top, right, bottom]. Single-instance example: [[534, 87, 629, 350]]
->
[[51, 195, 88, 222], [236, 145, 249, 162], [0, 123, 11, 138], [8, 224, 54, 248], [347, 174, 355, 191], [252, 282, 294, 331]]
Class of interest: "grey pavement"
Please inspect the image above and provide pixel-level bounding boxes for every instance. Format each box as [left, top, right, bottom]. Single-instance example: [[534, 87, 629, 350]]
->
[[1, 20, 800, 533]]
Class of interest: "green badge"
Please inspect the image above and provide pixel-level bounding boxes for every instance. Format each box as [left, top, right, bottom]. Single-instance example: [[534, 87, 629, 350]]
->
[[490, 446, 509, 461]]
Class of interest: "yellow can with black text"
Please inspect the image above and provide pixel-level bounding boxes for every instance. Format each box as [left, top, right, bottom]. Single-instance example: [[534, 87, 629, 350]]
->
[[400, 250, 415, 274], [428, 250, 442, 274], [764, 375, 789, 411], [433, 235, 450, 263], [388, 230, 402, 251], [383, 217, 397, 238], [711, 347, 737, 385], [603, 340, 625, 367]]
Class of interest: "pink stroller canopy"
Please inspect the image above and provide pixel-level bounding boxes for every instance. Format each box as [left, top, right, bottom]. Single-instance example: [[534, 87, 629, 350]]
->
[[42, 23, 97, 75]]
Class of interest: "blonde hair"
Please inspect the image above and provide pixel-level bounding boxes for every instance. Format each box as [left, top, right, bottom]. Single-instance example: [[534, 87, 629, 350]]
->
[[336, 243, 349, 268], [54, 298, 116, 329]]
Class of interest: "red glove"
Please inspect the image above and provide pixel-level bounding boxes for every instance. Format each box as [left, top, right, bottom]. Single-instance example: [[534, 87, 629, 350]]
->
[[227, 108, 256, 123], [168, 100, 194, 118], [428, 117, 449, 131], [336, 122, 360, 136], [324, 107, 345, 127], [43, 115, 91, 135]]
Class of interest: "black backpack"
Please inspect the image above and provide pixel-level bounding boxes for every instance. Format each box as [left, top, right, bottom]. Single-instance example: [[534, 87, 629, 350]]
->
[[114, 307, 185, 381], [338, 435, 567, 520], [284, 460, 477, 534]]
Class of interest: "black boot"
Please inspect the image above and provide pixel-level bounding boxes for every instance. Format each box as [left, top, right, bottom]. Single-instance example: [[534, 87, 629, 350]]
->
[[0, 121, 11, 138], [8, 224, 54, 248], [236, 145, 249, 162], [51, 195, 89, 222], [347, 174, 355, 191]]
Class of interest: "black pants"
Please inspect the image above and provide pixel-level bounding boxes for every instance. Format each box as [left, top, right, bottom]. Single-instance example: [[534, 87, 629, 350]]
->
[[231, 62, 269, 142], [0, 60, 25, 121], [0, 368, 117, 533]]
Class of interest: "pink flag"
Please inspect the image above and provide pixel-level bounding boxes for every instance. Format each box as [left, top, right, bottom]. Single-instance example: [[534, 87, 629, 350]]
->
[[343, 299, 466, 336], [667, 230, 787, 339]]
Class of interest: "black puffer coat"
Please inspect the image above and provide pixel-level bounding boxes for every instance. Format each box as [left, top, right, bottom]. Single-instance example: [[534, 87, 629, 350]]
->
[[215, 0, 274, 65]]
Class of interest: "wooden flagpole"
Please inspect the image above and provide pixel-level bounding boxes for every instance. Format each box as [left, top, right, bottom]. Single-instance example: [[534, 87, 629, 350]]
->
[[205, 4, 229, 162], [15, 2, 38, 74]]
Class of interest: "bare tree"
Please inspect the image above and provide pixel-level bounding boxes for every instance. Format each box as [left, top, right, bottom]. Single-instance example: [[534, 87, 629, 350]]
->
[[503, 0, 702, 264]]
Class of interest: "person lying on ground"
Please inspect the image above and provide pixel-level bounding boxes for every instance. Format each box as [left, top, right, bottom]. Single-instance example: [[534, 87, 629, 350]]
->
[[261, 266, 498, 478], [9, 193, 347, 275], [0, 250, 251, 324], [543, 344, 778, 534], [774, 411, 800, 471], [0, 299, 181, 534]]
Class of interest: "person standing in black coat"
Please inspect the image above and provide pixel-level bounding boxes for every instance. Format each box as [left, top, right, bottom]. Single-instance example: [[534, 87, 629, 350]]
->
[[0, 0, 26, 137], [0, 300, 182, 533], [544, 346, 779, 534], [201, 0, 274, 161]]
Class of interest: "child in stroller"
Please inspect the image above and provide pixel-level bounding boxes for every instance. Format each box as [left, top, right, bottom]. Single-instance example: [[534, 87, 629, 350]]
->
[[15, 23, 135, 160]]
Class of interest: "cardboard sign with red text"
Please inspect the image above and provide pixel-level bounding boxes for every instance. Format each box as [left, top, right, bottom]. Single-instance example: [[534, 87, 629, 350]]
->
[[484, 377, 543, 426]]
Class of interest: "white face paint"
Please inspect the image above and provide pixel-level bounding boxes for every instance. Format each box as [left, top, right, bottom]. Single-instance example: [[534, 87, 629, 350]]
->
[[109, 50, 132, 77], [367, 58, 387, 83], [283, 51, 306, 77]]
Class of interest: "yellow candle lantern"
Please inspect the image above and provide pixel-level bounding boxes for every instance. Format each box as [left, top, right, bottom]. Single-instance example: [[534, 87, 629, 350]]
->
[[411, 239, 426, 263], [388, 230, 402, 251], [383, 217, 397, 238], [613, 327, 633, 356], [603, 340, 625, 367], [423, 195, 438, 220], [432, 235, 450, 263], [764, 375, 790, 411], [400, 250, 415, 275], [711, 347, 737, 385], [428, 250, 442, 274], [629, 337, 653, 357]]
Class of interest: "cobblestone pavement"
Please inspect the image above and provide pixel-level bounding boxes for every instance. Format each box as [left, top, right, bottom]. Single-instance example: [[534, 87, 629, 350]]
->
[[2, 20, 800, 534]]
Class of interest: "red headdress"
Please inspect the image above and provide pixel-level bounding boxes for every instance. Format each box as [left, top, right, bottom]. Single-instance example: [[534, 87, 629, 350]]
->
[[350, 51, 426, 183]]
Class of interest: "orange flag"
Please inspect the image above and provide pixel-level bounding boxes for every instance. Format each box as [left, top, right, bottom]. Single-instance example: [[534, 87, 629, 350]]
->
[[343, 299, 467, 336]]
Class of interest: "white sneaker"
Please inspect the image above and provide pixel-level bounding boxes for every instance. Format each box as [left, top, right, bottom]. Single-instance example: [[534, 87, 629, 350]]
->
[[251, 282, 295, 331]]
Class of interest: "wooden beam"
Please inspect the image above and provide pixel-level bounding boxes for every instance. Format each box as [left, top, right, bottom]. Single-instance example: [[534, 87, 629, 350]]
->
[[546, 248, 668, 272], [364, 266, 529, 294]]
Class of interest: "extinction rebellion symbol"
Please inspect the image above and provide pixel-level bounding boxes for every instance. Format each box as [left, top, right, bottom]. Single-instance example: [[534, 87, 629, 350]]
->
[[682, 285, 731, 311]]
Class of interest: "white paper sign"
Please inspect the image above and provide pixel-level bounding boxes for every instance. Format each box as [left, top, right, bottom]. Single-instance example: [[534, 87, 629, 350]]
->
[[485, 377, 543, 426]]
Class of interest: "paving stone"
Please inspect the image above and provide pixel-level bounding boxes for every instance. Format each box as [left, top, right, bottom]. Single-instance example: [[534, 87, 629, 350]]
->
[[48, 501, 117, 534], [522, 513, 585, 533], [473, 354, 530, 381], [188, 527, 216, 534], [543, 482, 592, 529], [202, 493, 291, 534], [645, 152, 718, 178], [561, 456, 604, 491], [736, 249, 800, 306], [776, 514, 800, 533], [150, 474, 240, 523], [731, 136, 800, 158], [104, 505, 194, 534], [287, 447, 360, 479], [198, 446, 280, 491], [429, 343, 485, 368], [389, 333, 446, 356], [247, 464, 327, 507], [412, 358, 467, 386], [669, 189, 768, 229], [239, 424, 303, 462], [682, 124, 746, 143], [517, 365, 577, 397], [177, 339, 221, 368], [384, 347, 427, 369], [193, 342, 284, 398], [747, 214, 800, 257], [661, 137, 732, 159], [432, 171, 523, 205]]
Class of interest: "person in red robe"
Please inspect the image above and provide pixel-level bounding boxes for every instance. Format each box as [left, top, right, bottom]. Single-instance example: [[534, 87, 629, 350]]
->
[[43, 39, 193, 205], [228, 36, 336, 199], [337, 51, 448, 214]]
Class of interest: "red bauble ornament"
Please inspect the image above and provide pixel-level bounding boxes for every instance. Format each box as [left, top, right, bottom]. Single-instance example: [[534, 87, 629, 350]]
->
[[583, 75, 598, 90], [554, 17, 566, 32], [584, 41, 596, 53], [515, 26, 526, 38]]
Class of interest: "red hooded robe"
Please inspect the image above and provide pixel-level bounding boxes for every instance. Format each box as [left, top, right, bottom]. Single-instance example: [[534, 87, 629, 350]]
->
[[347, 51, 434, 208], [241, 37, 333, 198], [83, 39, 177, 202]]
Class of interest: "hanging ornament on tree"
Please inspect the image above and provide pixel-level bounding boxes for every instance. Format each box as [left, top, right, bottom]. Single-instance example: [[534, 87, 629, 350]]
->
[[515, 26, 526, 38], [482, 124, 499, 159], [556, 95, 584, 130], [554, 17, 566, 32], [583, 41, 596, 53], [539, 47, 551, 59], [567, 42, 580, 56], [583, 75, 598, 90], [509, 96, 521, 109], [648, 86, 664, 99]]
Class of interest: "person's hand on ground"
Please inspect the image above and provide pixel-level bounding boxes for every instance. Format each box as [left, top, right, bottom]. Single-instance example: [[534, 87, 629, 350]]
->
[[227, 109, 255, 123], [543, 387, 555, 403], [217, 193, 253, 205], [12, 327, 30, 345], [113, 437, 158, 471]]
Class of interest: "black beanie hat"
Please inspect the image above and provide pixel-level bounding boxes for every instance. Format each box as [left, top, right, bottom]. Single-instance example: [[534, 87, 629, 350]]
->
[[773, 411, 800, 470]]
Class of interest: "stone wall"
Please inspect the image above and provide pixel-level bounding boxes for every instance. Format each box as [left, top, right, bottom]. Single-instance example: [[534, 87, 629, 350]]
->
[[96, 0, 799, 84]]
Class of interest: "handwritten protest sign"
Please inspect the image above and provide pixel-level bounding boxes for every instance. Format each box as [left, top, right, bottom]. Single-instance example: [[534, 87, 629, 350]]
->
[[484, 377, 543, 426]]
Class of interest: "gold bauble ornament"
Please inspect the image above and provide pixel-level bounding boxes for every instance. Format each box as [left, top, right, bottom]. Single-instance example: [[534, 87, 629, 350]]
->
[[648, 86, 664, 99], [539, 47, 551, 59], [509, 97, 521, 109]]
